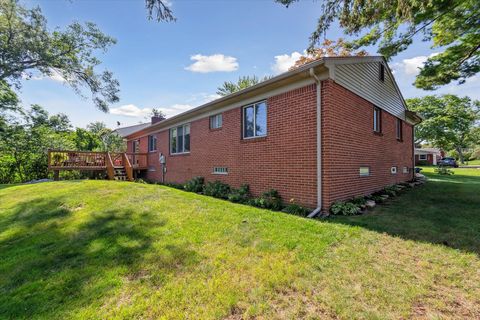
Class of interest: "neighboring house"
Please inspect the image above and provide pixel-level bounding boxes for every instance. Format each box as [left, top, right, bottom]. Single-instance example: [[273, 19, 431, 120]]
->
[[415, 148, 443, 165], [113, 122, 151, 138], [124, 56, 422, 211]]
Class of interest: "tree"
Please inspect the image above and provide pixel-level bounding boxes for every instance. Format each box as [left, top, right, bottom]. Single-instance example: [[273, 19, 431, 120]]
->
[[145, 0, 175, 22], [277, 0, 480, 90], [407, 95, 480, 163], [0, 0, 120, 112], [150, 108, 166, 120], [216, 75, 271, 96], [289, 39, 368, 70]]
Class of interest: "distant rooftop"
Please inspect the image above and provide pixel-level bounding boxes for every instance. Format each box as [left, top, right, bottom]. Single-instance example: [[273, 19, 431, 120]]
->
[[113, 123, 151, 138]]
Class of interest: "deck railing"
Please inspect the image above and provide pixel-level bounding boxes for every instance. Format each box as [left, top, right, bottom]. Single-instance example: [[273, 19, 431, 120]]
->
[[126, 153, 148, 169], [48, 150, 149, 171], [48, 150, 108, 170]]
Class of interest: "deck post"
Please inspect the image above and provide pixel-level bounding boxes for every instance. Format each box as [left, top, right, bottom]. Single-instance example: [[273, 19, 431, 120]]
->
[[53, 170, 59, 181]]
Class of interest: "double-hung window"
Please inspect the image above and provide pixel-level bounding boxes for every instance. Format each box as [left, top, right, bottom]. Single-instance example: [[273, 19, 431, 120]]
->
[[210, 113, 222, 129], [243, 101, 267, 138], [373, 107, 382, 133], [396, 118, 403, 141], [148, 135, 157, 152], [170, 124, 190, 154]]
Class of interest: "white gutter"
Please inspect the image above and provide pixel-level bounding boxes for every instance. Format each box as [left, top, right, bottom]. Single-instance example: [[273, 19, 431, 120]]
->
[[307, 68, 323, 218]]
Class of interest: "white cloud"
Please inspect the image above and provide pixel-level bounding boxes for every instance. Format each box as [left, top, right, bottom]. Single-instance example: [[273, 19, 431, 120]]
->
[[22, 69, 66, 83], [110, 103, 195, 119], [110, 104, 152, 117], [271, 51, 303, 74], [394, 53, 440, 76], [185, 54, 239, 73]]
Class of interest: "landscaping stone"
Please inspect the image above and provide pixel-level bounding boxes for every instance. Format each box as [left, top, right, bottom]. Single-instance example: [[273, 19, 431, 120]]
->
[[365, 200, 376, 208]]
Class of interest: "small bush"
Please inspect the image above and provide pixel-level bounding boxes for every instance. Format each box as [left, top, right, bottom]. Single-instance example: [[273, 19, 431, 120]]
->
[[352, 196, 367, 206], [184, 176, 204, 193], [282, 204, 310, 216], [417, 160, 429, 166], [383, 185, 397, 197], [249, 189, 283, 211], [228, 184, 250, 203], [435, 166, 454, 175], [330, 201, 360, 216], [160, 182, 185, 190], [135, 178, 147, 184], [203, 180, 231, 199]]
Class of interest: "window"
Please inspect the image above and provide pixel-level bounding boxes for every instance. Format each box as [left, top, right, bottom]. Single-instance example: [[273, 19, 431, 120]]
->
[[396, 118, 403, 141], [243, 101, 267, 138], [403, 167, 409, 174], [148, 135, 157, 152], [210, 114, 222, 129], [132, 140, 140, 153], [379, 63, 385, 82], [359, 167, 370, 177], [373, 107, 382, 133], [419, 154, 427, 160], [213, 167, 228, 175], [170, 124, 190, 154]]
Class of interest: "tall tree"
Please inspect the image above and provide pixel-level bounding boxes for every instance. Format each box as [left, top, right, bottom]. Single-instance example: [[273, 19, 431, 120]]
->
[[0, 0, 119, 112], [289, 39, 368, 70], [407, 95, 480, 163], [277, 0, 480, 90], [216, 75, 271, 96]]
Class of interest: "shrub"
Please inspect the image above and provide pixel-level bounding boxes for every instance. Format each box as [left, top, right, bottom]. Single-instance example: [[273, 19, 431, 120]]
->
[[184, 176, 204, 193], [351, 196, 367, 206], [330, 201, 360, 216], [203, 180, 231, 199], [282, 201, 310, 216], [135, 178, 147, 184], [383, 185, 397, 197], [417, 160, 429, 166], [435, 166, 454, 175], [249, 189, 283, 211], [160, 182, 185, 190], [228, 184, 250, 203]]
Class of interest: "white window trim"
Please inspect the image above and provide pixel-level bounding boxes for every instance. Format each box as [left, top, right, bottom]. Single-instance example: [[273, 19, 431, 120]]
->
[[210, 113, 222, 129], [148, 135, 157, 152], [419, 154, 427, 160], [359, 167, 370, 177], [170, 123, 191, 155], [242, 101, 267, 139], [212, 167, 228, 175]]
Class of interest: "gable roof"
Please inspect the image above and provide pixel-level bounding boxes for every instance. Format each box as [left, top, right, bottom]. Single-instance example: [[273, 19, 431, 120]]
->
[[113, 123, 150, 137]]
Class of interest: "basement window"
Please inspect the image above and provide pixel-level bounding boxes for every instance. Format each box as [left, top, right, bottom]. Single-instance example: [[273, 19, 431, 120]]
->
[[213, 167, 228, 175], [403, 167, 409, 174], [359, 167, 370, 177]]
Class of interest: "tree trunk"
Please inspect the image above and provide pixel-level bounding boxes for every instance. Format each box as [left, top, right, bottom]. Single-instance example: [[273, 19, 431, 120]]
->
[[456, 146, 465, 164]]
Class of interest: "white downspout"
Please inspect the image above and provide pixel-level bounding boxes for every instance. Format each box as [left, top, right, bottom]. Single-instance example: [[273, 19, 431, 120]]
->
[[307, 68, 323, 218]]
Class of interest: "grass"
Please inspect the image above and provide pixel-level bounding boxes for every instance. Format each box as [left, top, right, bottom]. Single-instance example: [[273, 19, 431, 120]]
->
[[464, 159, 480, 166], [0, 170, 479, 319]]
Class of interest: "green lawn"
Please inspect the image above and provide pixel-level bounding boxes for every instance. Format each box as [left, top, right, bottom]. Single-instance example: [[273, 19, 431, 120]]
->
[[0, 170, 479, 319], [464, 159, 480, 166]]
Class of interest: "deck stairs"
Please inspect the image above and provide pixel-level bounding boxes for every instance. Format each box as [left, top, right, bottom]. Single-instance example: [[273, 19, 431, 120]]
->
[[114, 166, 128, 181]]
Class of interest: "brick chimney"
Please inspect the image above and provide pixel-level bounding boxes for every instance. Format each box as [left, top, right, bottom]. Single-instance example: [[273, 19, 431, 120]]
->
[[151, 116, 165, 124]]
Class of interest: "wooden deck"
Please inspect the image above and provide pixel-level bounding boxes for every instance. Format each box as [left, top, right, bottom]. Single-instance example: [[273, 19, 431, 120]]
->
[[48, 150, 149, 181]]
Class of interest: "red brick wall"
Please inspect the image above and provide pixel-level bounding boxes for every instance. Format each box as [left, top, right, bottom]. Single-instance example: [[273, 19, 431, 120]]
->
[[321, 80, 414, 208], [132, 84, 319, 208], [415, 154, 434, 165]]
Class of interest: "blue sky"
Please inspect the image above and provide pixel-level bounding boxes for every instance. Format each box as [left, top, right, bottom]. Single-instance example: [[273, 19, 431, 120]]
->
[[19, 0, 480, 128]]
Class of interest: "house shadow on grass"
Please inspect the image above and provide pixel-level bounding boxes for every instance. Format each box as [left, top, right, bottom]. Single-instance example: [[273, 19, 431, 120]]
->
[[327, 172, 480, 256], [0, 197, 198, 319]]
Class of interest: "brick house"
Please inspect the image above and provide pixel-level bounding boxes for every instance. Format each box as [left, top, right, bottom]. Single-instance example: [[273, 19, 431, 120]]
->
[[124, 56, 422, 211], [415, 148, 443, 165]]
